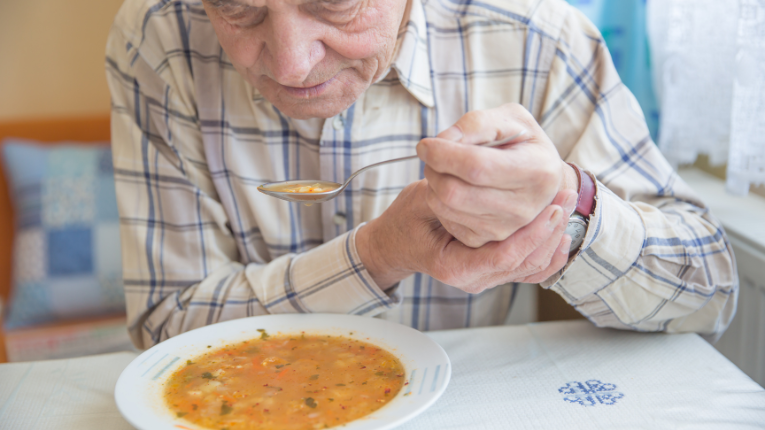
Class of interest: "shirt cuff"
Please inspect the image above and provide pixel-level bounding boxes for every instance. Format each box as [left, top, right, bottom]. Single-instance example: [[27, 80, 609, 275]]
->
[[245, 225, 402, 316], [540, 174, 645, 301]]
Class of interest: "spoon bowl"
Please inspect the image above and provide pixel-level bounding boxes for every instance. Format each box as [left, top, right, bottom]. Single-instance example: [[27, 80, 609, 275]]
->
[[258, 131, 527, 204], [257, 180, 345, 204]]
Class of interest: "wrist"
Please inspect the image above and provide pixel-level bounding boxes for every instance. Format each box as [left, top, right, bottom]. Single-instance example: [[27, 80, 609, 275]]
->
[[567, 162, 596, 216], [355, 220, 413, 289], [558, 160, 580, 217], [561, 161, 580, 198]]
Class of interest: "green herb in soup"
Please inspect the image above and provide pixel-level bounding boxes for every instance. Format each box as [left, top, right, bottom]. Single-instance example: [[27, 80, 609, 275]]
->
[[164, 332, 406, 430]]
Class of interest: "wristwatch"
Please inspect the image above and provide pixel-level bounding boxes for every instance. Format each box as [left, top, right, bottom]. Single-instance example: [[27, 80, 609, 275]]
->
[[564, 163, 596, 253]]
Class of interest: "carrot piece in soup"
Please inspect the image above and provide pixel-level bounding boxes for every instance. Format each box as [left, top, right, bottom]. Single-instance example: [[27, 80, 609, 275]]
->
[[163, 334, 405, 430]]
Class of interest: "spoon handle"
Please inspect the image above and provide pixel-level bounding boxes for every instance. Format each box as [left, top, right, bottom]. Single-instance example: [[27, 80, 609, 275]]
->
[[342, 155, 418, 186], [342, 130, 527, 186]]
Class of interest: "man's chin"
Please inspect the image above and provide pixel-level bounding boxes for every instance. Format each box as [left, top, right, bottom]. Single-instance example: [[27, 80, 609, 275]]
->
[[259, 81, 367, 120], [271, 97, 350, 120]]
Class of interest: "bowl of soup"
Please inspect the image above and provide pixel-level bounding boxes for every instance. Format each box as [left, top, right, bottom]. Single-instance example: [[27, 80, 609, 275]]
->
[[115, 314, 450, 430]]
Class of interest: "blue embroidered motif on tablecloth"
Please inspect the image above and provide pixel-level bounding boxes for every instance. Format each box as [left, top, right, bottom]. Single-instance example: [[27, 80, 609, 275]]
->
[[559, 380, 624, 406]]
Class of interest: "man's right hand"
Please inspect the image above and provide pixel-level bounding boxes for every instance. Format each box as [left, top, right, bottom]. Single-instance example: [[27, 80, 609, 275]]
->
[[355, 180, 573, 293]]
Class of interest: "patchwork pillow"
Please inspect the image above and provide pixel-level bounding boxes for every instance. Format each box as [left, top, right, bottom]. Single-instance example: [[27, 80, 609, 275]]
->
[[2, 139, 124, 329]]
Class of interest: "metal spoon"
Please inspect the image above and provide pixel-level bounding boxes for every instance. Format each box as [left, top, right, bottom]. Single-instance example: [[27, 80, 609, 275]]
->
[[257, 131, 527, 204]]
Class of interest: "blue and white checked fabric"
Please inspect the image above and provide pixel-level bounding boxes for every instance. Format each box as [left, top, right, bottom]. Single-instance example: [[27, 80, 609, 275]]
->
[[2, 141, 124, 328], [105, 0, 737, 349]]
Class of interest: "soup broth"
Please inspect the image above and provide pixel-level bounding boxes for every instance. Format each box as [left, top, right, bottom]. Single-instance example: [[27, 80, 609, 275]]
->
[[164, 332, 406, 430], [273, 182, 339, 193]]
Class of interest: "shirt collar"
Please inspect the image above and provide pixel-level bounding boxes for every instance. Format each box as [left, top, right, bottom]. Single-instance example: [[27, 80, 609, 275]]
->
[[389, 0, 434, 108]]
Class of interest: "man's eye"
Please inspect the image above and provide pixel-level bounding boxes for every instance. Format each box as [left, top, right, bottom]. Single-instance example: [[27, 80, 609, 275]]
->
[[219, 5, 267, 27], [303, 0, 363, 23], [319, 0, 356, 11]]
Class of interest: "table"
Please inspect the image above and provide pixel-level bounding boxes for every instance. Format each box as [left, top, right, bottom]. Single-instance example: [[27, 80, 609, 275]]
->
[[1, 320, 764, 429]]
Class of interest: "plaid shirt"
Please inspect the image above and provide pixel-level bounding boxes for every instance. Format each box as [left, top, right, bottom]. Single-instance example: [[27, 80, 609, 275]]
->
[[106, 0, 737, 349]]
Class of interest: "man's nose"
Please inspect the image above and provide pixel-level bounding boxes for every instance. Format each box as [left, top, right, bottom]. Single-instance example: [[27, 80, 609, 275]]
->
[[264, 10, 325, 86]]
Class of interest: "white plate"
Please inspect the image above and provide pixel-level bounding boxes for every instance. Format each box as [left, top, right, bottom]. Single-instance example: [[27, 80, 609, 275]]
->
[[115, 314, 451, 430]]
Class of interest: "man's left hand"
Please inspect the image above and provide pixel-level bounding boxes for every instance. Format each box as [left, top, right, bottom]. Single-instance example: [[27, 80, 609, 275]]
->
[[417, 103, 580, 248]]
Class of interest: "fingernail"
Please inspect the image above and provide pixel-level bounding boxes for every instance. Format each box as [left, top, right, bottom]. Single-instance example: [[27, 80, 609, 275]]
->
[[547, 207, 563, 231], [438, 126, 463, 142], [564, 192, 578, 215]]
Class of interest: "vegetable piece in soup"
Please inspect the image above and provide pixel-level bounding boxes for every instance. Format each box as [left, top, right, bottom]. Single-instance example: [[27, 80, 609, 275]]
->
[[164, 332, 406, 430], [273, 182, 339, 193]]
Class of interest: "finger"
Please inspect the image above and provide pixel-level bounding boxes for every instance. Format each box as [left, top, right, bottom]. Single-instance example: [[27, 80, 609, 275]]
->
[[434, 202, 565, 284], [426, 182, 578, 250], [519, 234, 572, 284], [424, 166, 540, 219], [514, 213, 567, 279], [436, 103, 536, 145], [551, 189, 579, 217], [490, 204, 564, 271], [425, 188, 526, 245], [435, 238, 501, 292], [438, 217, 488, 249], [434, 205, 562, 290], [425, 174, 578, 241], [418, 137, 547, 188]]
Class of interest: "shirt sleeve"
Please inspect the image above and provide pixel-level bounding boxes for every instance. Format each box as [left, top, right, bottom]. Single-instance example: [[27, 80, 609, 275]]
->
[[537, 7, 738, 342], [105, 19, 399, 350]]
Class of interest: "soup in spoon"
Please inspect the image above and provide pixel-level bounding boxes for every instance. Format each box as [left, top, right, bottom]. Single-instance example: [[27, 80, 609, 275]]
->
[[270, 182, 340, 193]]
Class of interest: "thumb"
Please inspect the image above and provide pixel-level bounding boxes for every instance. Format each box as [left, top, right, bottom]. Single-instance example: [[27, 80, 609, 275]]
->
[[437, 125, 464, 142], [551, 189, 579, 216], [435, 106, 528, 146], [440, 237, 499, 274]]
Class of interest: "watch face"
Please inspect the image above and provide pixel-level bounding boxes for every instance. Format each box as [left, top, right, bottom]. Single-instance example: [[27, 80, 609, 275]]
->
[[565, 217, 587, 253]]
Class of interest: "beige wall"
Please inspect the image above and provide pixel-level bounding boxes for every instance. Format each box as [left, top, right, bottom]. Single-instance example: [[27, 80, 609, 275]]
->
[[0, 0, 125, 120]]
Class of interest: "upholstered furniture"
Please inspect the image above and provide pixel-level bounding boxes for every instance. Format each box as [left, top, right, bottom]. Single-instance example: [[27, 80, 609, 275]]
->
[[0, 116, 124, 363]]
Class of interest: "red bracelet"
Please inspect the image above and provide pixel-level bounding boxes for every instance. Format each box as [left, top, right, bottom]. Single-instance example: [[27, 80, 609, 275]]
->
[[568, 163, 596, 216]]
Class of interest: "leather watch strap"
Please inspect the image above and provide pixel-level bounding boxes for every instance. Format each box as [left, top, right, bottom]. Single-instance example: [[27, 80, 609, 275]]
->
[[568, 163, 595, 216]]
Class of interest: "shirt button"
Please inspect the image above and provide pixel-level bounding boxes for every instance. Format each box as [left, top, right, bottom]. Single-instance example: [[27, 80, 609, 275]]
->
[[332, 116, 344, 130], [333, 213, 346, 226]]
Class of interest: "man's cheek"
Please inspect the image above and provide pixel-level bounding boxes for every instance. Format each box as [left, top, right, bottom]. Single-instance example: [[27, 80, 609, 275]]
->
[[210, 20, 262, 70], [330, 30, 389, 62], [225, 37, 264, 69], [330, 6, 395, 60]]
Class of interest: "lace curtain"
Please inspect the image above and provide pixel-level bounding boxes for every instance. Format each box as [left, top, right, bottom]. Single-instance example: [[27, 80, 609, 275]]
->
[[648, 0, 765, 195]]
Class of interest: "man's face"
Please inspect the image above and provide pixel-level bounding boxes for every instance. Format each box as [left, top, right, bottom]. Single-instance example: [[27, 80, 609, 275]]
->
[[203, 0, 408, 119]]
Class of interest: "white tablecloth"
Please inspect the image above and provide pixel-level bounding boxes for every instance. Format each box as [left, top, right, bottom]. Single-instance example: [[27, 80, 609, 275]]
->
[[1, 320, 764, 429]]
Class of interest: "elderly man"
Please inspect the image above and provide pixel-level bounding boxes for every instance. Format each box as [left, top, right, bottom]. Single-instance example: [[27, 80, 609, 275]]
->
[[106, 0, 737, 349]]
